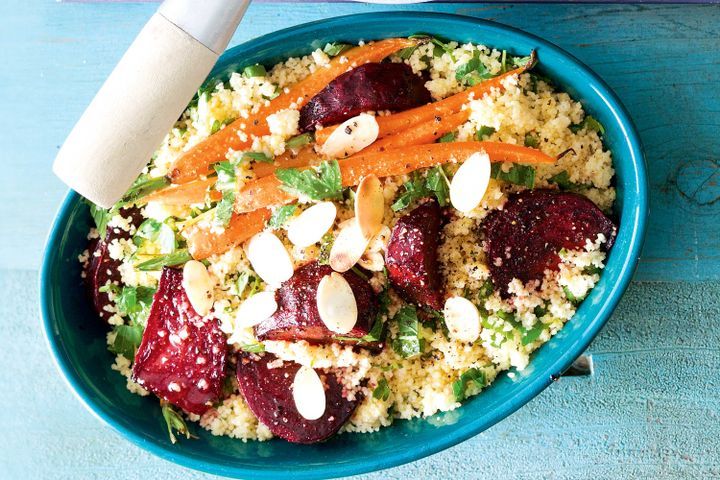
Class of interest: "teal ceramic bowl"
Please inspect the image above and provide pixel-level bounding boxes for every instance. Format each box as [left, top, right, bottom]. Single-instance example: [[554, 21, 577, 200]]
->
[[40, 12, 647, 480]]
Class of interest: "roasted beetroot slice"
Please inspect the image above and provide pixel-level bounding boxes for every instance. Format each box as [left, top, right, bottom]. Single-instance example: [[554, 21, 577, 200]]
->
[[482, 189, 617, 296], [255, 261, 378, 344], [386, 200, 444, 310], [236, 352, 359, 444], [131, 267, 226, 415], [84, 207, 143, 322], [298, 62, 431, 132]]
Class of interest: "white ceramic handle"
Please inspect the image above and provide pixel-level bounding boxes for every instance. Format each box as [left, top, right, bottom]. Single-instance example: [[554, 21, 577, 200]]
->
[[53, 0, 249, 208]]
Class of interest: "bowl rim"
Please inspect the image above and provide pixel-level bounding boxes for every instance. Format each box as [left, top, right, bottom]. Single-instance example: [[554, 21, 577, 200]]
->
[[40, 11, 648, 480]]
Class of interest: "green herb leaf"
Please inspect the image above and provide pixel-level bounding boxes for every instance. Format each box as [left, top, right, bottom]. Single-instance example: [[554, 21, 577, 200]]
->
[[268, 205, 297, 229], [88, 202, 112, 238], [372, 378, 391, 401], [524, 133, 540, 148], [285, 133, 314, 149], [583, 265, 603, 275], [426, 166, 450, 207], [456, 50, 495, 86], [109, 323, 144, 360], [276, 160, 343, 201], [392, 305, 424, 359], [161, 401, 195, 444], [236, 271, 262, 298], [213, 161, 237, 227], [548, 170, 591, 192], [243, 64, 267, 78], [136, 250, 193, 271], [570, 115, 605, 135], [391, 173, 429, 211], [323, 42, 352, 57], [397, 46, 418, 60], [477, 280, 494, 300], [242, 151, 274, 163], [491, 163, 536, 188], [120, 175, 171, 207], [211, 117, 235, 135], [520, 322, 545, 346], [452, 368, 486, 401], [563, 286, 584, 306], [115, 285, 156, 325], [475, 125, 496, 141], [134, 219, 177, 254], [238, 342, 266, 353], [437, 132, 456, 143]]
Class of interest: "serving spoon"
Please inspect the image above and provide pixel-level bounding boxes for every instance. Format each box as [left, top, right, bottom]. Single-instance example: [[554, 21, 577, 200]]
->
[[53, 0, 251, 208]]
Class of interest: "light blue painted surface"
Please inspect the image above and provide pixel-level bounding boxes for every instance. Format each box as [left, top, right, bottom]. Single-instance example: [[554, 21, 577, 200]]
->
[[1, 1, 719, 479]]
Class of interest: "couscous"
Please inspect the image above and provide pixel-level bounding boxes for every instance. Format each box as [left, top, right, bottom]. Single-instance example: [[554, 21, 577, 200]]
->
[[81, 36, 616, 444]]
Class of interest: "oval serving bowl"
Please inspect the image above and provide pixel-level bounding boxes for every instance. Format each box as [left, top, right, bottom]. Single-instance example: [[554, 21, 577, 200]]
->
[[40, 12, 647, 480]]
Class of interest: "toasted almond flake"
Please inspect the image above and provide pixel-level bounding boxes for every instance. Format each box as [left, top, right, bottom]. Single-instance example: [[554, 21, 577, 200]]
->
[[292, 365, 326, 420], [355, 174, 384, 240], [246, 231, 294, 286], [236, 291, 278, 328], [329, 219, 369, 272], [320, 113, 379, 158], [287, 202, 337, 247], [182, 260, 214, 316], [449, 151, 491, 213], [443, 296, 481, 343], [316, 272, 358, 334]]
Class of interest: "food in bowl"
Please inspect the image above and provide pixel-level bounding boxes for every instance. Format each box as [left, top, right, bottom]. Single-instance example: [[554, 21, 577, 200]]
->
[[79, 36, 616, 445]]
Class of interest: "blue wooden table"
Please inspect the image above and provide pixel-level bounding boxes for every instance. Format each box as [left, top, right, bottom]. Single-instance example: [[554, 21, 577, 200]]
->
[[2, 1, 720, 478]]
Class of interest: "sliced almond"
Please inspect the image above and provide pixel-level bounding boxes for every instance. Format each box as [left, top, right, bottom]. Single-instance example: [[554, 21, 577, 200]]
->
[[449, 151, 491, 213], [316, 272, 358, 334], [287, 202, 337, 247], [246, 231, 294, 286], [320, 113, 379, 159], [329, 219, 369, 273], [443, 296, 481, 343], [182, 260, 214, 317], [292, 365, 326, 420], [354, 174, 385, 240], [235, 291, 278, 328]]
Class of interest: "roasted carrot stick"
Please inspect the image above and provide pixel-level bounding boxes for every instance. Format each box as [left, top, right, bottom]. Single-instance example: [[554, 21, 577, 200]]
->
[[356, 109, 470, 155], [186, 208, 271, 260], [168, 38, 420, 185], [234, 142, 555, 214], [252, 146, 321, 178], [141, 176, 221, 205], [315, 59, 534, 146]]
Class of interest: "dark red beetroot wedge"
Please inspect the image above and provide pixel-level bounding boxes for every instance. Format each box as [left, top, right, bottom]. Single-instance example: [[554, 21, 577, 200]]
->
[[84, 207, 143, 322], [298, 62, 431, 132], [236, 352, 360, 444], [255, 261, 378, 344], [132, 267, 226, 415], [482, 189, 617, 296], [386, 200, 444, 310]]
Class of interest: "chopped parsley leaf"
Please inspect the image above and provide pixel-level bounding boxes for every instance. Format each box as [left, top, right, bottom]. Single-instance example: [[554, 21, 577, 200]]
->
[[213, 161, 237, 227], [243, 64, 267, 78], [136, 250, 193, 271], [276, 160, 343, 201], [570, 115, 605, 135], [475, 125, 496, 140], [323, 42, 352, 57], [425, 166, 450, 207], [242, 151, 273, 163], [267, 205, 297, 229], [109, 323, 144, 360], [161, 401, 196, 444], [391, 305, 424, 359], [372, 378, 391, 401], [452, 368, 486, 401], [285, 132, 314, 149], [437, 132, 456, 143], [491, 163, 536, 188]]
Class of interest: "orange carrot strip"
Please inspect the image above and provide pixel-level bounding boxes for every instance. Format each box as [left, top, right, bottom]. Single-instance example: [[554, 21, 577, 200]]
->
[[186, 208, 271, 260], [251, 146, 321, 178], [234, 142, 554, 214], [141, 176, 220, 205], [340, 141, 554, 187], [316, 66, 528, 146], [169, 38, 420, 185], [356, 109, 470, 155]]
